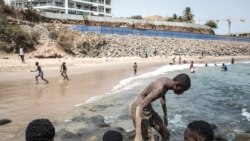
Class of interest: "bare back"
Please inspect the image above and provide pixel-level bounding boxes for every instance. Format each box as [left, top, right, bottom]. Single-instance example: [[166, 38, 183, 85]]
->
[[134, 77, 174, 109]]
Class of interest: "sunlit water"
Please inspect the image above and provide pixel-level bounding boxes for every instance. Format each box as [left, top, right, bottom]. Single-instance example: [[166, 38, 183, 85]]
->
[[56, 62, 250, 141]]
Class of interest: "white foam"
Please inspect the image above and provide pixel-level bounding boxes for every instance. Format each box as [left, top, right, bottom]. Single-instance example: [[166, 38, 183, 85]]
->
[[76, 62, 229, 106], [104, 115, 119, 124], [241, 108, 250, 121], [168, 114, 186, 128]]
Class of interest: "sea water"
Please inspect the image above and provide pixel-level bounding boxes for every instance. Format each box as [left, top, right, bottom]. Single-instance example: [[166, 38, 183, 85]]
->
[[57, 62, 250, 140]]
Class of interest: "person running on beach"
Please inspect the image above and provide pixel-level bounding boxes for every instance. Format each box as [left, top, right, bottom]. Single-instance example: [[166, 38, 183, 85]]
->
[[60, 62, 69, 80], [31, 62, 49, 84], [130, 73, 191, 141], [133, 62, 138, 76]]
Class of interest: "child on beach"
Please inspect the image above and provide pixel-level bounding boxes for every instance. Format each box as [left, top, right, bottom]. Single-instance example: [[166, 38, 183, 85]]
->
[[31, 62, 49, 84], [130, 73, 191, 141], [190, 61, 195, 73], [60, 62, 69, 80], [133, 62, 138, 76]]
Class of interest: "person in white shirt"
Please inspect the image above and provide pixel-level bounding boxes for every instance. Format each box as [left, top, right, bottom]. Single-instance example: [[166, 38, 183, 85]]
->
[[19, 47, 25, 63]]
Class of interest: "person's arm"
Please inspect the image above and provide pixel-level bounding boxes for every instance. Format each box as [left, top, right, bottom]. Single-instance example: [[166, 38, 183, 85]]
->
[[160, 95, 168, 126], [134, 106, 143, 141]]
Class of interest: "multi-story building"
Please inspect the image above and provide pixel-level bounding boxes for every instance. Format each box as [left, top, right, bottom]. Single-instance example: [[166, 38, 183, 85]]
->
[[12, 0, 112, 16]]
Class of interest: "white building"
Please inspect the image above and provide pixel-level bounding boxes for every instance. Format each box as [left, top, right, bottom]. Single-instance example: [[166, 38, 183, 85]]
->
[[11, 0, 112, 16]]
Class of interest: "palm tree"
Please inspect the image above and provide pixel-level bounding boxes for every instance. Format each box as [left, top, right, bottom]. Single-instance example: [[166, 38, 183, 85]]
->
[[183, 7, 194, 23]]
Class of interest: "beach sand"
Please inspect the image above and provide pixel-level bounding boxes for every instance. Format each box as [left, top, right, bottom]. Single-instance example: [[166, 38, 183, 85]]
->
[[0, 55, 249, 141]]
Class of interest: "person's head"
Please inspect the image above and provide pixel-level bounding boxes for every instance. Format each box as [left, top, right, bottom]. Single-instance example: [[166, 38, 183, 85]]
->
[[191, 61, 193, 64], [173, 73, 191, 95], [35, 62, 39, 66], [184, 120, 214, 141], [63, 62, 65, 65], [25, 119, 55, 141], [134, 62, 136, 65], [222, 63, 225, 66], [103, 130, 123, 141]]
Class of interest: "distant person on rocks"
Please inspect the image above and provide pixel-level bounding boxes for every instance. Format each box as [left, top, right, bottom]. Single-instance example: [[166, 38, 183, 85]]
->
[[19, 47, 25, 63], [231, 58, 235, 64], [221, 63, 228, 71], [179, 56, 182, 64], [184, 120, 214, 141], [215, 63, 217, 67], [131, 74, 191, 141], [205, 63, 208, 67], [133, 62, 137, 76], [31, 62, 49, 84], [25, 119, 55, 141], [103, 130, 123, 141], [60, 62, 69, 80]]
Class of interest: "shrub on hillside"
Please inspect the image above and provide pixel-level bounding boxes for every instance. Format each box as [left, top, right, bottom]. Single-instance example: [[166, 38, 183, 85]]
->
[[57, 32, 74, 54], [30, 31, 41, 44], [21, 6, 40, 22], [0, 24, 37, 53], [49, 31, 58, 40]]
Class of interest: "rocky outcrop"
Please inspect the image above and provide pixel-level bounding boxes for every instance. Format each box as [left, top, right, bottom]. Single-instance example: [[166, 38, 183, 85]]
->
[[70, 32, 250, 58]]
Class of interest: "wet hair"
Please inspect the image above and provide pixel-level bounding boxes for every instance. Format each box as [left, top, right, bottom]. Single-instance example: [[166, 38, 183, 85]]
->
[[35, 62, 39, 65], [173, 73, 191, 91], [25, 119, 55, 141], [103, 130, 123, 141], [187, 120, 214, 141]]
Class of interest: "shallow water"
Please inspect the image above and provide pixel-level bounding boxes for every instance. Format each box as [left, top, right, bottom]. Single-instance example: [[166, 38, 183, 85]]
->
[[56, 62, 250, 140]]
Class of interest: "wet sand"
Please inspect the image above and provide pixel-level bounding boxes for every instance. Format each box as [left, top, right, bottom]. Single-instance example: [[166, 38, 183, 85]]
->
[[0, 58, 168, 141], [0, 56, 249, 141]]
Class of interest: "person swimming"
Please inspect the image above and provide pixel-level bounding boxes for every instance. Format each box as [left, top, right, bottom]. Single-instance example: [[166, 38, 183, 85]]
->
[[221, 63, 228, 71]]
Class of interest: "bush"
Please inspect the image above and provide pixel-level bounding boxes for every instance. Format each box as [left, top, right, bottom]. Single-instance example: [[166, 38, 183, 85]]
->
[[21, 6, 40, 22], [30, 31, 40, 44], [49, 31, 58, 40], [57, 32, 74, 54]]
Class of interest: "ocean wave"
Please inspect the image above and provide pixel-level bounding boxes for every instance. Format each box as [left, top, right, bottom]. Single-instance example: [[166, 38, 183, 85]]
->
[[241, 108, 250, 121]]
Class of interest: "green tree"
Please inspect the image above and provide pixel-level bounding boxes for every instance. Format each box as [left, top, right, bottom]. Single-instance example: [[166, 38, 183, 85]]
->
[[173, 13, 177, 20], [130, 15, 143, 20], [183, 7, 194, 23], [205, 20, 218, 29], [178, 16, 183, 22]]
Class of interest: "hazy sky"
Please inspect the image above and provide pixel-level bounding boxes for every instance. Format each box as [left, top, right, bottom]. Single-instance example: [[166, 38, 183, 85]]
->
[[112, 0, 250, 35]]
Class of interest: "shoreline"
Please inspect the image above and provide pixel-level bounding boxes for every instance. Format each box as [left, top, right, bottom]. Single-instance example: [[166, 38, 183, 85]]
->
[[0, 56, 250, 141]]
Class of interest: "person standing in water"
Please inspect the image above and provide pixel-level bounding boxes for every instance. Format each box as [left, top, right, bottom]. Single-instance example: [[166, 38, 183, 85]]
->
[[131, 74, 191, 141], [133, 62, 138, 76], [190, 61, 195, 73], [231, 58, 235, 64], [221, 63, 228, 71], [60, 62, 69, 80], [31, 62, 49, 84]]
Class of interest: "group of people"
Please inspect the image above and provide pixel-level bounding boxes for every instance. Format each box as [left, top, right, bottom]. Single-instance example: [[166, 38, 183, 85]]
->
[[24, 73, 217, 141], [189, 58, 235, 73], [30, 62, 69, 84], [25, 118, 214, 141]]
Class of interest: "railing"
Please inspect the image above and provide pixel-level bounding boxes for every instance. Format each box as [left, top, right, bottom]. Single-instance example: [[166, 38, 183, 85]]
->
[[71, 25, 250, 43]]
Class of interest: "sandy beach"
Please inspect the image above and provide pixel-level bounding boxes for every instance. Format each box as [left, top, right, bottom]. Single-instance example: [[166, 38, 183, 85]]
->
[[0, 55, 249, 141]]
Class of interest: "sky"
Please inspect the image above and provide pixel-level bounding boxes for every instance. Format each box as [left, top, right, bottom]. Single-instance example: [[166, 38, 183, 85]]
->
[[112, 0, 250, 35]]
